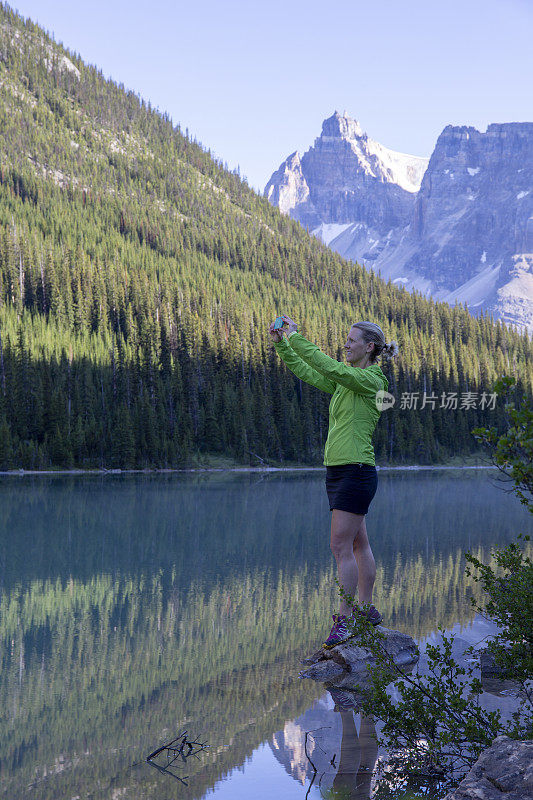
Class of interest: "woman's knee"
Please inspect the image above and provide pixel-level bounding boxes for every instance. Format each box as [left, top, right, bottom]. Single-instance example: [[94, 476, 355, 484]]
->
[[331, 510, 364, 558], [353, 517, 370, 550], [330, 535, 354, 560]]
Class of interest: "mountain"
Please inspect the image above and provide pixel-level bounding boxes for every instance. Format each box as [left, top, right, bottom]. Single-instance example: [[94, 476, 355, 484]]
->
[[265, 112, 533, 335], [0, 4, 531, 470], [265, 112, 427, 231]]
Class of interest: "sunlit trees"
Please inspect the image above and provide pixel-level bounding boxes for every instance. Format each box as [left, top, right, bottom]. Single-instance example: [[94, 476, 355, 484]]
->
[[0, 4, 531, 469]]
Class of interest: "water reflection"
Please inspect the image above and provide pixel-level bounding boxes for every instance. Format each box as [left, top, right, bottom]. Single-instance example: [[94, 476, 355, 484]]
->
[[269, 689, 379, 800], [323, 712, 378, 800], [0, 469, 525, 589], [269, 614, 528, 800], [331, 713, 377, 800], [0, 470, 530, 799]]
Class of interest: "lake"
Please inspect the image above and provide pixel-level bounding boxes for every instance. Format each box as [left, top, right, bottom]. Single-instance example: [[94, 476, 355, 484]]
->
[[0, 468, 531, 799]]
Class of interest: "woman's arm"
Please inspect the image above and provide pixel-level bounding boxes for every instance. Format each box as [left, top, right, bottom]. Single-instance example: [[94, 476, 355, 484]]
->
[[273, 336, 336, 394], [287, 331, 383, 397]]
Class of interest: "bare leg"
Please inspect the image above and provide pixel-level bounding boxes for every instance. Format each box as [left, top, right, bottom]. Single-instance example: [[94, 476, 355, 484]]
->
[[353, 516, 376, 604], [330, 510, 365, 616]]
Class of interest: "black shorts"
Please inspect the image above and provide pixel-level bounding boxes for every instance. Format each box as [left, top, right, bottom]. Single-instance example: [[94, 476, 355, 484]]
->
[[325, 463, 378, 515]]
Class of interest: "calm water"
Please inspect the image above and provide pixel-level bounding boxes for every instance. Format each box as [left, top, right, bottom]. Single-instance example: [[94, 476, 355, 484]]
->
[[0, 468, 531, 799]]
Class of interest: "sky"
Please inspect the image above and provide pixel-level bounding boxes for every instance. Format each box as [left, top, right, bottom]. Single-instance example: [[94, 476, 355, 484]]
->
[[8, 0, 533, 193]]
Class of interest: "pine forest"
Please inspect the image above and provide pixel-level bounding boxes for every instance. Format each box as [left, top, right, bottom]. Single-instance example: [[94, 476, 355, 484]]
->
[[0, 2, 531, 470]]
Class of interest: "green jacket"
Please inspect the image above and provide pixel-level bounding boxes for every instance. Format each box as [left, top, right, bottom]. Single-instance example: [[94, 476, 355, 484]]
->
[[273, 331, 388, 466]]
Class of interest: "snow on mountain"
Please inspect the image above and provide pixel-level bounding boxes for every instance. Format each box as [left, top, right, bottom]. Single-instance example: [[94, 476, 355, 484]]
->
[[359, 137, 427, 192]]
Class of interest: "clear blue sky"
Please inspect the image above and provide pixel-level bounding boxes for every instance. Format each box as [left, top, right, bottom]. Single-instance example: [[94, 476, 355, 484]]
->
[[9, 0, 532, 193]]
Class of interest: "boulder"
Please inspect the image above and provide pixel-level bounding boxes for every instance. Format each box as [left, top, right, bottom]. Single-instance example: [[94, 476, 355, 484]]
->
[[442, 736, 533, 800], [480, 647, 513, 679], [299, 626, 419, 690], [478, 647, 529, 697]]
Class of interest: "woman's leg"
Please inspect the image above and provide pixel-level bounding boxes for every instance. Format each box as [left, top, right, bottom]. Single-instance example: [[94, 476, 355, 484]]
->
[[330, 509, 365, 616], [353, 515, 376, 604]]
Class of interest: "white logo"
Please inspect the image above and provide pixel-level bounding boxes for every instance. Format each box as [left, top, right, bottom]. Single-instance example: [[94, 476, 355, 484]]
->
[[375, 390, 396, 411]]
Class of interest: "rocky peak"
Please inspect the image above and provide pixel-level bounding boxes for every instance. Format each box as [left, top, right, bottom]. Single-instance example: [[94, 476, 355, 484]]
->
[[264, 111, 428, 231], [486, 121, 533, 137], [428, 121, 533, 162], [309, 111, 427, 193], [320, 111, 364, 140], [264, 151, 309, 216]]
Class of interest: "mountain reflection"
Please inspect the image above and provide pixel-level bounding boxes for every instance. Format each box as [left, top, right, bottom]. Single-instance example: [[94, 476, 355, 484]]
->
[[270, 689, 378, 799], [0, 470, 530, 799]]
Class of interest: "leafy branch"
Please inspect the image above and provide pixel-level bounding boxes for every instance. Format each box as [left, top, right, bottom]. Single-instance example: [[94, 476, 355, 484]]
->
[[471, 375, 533, 515]]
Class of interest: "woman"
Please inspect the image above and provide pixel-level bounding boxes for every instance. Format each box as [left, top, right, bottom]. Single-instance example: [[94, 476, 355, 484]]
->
[[269, 314, 399, 649]]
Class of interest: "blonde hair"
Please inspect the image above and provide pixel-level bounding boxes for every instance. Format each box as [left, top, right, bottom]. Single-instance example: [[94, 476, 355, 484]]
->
[[352, 321, 399, 365]]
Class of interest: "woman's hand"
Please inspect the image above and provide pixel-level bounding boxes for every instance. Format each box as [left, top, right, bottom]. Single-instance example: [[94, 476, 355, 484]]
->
[[268, 315, 299, 343], [281, 315, 299, 335], [268, 320, 284, 343]]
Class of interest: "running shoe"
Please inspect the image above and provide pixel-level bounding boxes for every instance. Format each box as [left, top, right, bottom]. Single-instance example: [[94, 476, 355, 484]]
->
[[323, 614, 353, 649], [351, 604, 383, 626]]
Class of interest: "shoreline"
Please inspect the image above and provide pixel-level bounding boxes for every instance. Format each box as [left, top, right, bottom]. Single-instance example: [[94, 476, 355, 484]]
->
[[0, 464, 499, 476]]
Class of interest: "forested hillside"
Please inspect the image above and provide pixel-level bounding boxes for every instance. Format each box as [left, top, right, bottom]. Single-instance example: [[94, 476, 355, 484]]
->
[[0, 2, 531, 469]]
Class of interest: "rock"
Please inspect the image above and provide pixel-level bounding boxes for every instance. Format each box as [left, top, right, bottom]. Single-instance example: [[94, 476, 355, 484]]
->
[[300, 648, 327, 666], [299, 626, 419, 690], [442, 736, 533, 800], [480, 648, 511, 679], [478, 647, 530, 699], [299, 659, 346, 682]]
